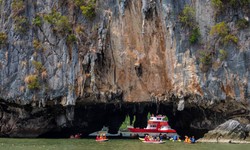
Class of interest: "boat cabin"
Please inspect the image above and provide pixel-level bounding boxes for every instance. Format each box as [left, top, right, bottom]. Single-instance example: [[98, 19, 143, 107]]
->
[[148, 116, 166, 122], [146, 116, 169, 129]]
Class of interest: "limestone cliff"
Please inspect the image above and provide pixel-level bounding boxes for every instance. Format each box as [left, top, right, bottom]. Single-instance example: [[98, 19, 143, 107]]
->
[[0, 0, 249, 139]]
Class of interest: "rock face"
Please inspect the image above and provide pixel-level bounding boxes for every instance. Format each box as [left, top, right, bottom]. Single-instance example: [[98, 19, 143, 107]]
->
[[205, 120, 247, 140], [0, 0, 250, 138], [199, 119, 250, 143]]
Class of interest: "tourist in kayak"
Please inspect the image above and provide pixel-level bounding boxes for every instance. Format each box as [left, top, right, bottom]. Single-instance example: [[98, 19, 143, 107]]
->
[[96, 133, 109, 142], [103, 134, 107, 139], [173, 135, 178, 141], [74, 133, 81, 139], [184, 135, 191, 143], [190, 136, 196, 143], [96, 135, 99, 140], [159, 133, 163, 141]]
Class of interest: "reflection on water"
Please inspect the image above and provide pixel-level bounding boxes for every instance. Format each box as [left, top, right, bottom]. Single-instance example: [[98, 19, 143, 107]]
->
[[0, 138, 249, 150]]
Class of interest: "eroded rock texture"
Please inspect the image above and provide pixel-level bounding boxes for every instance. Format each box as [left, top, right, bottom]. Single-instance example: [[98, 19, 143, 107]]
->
[[0, 0, 249, 138], [204, 120, 248, 140]]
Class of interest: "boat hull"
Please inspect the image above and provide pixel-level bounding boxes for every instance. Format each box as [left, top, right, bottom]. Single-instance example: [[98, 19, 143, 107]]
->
[[142, 140, 165, 144], [96, 139, 109, 142]]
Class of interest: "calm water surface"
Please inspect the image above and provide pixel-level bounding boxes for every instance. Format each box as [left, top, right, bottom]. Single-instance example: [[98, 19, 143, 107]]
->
[[0, 138, 249, 150]]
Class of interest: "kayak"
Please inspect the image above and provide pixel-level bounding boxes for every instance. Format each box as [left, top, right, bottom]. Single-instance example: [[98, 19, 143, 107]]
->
[[96, 139, 109, 142], [139, 137, 145, 141], [142, 140, 165, 144]]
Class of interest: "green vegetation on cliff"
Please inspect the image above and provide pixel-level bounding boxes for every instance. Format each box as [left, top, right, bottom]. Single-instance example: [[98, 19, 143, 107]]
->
[[236, 18, 249, 29], [13, 16, 29, 33], [11, 0, 28, 33], [210, 22, 228, 37], [32, 15, 43, 28], [74, 0, 96, 19], [179, 5, 195, 28], [179, 5, 201, 45], [24, 74, 40, 90], [189, 27, 201, 44], [24, 59, 47, 90], [32, 60, 44, 73], [11, 0, 25, 16], [210, 22, 238, 45], [212, 0, 250, 18], [44, 10, 72, 35], [212, 0, 250, 9], [67, 34, 77, 45], [222, 34, 238, 45], [0, 32, 7, 45], [33, 39, 43, 51], [44, 9, 77, 47], [218, 49, 228, 61], [198, 50, 212, 66]]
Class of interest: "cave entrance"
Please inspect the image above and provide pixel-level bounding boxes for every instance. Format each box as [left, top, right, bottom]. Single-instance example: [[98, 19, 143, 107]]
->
[[39, 102, 208, 139]]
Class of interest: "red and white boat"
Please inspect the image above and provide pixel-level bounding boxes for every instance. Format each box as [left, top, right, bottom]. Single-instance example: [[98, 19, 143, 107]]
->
[[127, 115, 177, 137]]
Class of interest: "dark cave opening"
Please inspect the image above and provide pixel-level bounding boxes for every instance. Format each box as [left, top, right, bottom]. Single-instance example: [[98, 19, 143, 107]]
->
[[38, 102, 209, 139]]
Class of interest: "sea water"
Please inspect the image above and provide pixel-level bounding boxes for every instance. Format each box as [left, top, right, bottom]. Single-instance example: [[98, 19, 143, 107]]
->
[[0, 138, 249, 150]]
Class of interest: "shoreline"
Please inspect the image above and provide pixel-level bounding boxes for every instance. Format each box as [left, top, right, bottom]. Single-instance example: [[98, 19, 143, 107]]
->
[[197, 138, 250, 144]]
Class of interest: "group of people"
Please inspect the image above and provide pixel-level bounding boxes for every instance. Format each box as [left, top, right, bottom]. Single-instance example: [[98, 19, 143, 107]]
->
[[96, 134, 107, 140], [144, 134, 163, 141], [70, 133, 82, 139], [184, 135, 196, 144], [169, 135, 196, 143], [170, 135, 181, 142]]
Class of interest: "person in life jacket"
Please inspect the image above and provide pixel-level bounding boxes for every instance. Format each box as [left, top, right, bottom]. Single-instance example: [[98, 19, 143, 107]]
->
[[184, 136, 191, 143], [103, 134, 106, 139], [75, 133, 80, 138], [190, 136, 196, 143], [173, 135, 178, 141], [144, 135, 149, 141], [159, 133, 163, 141]]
